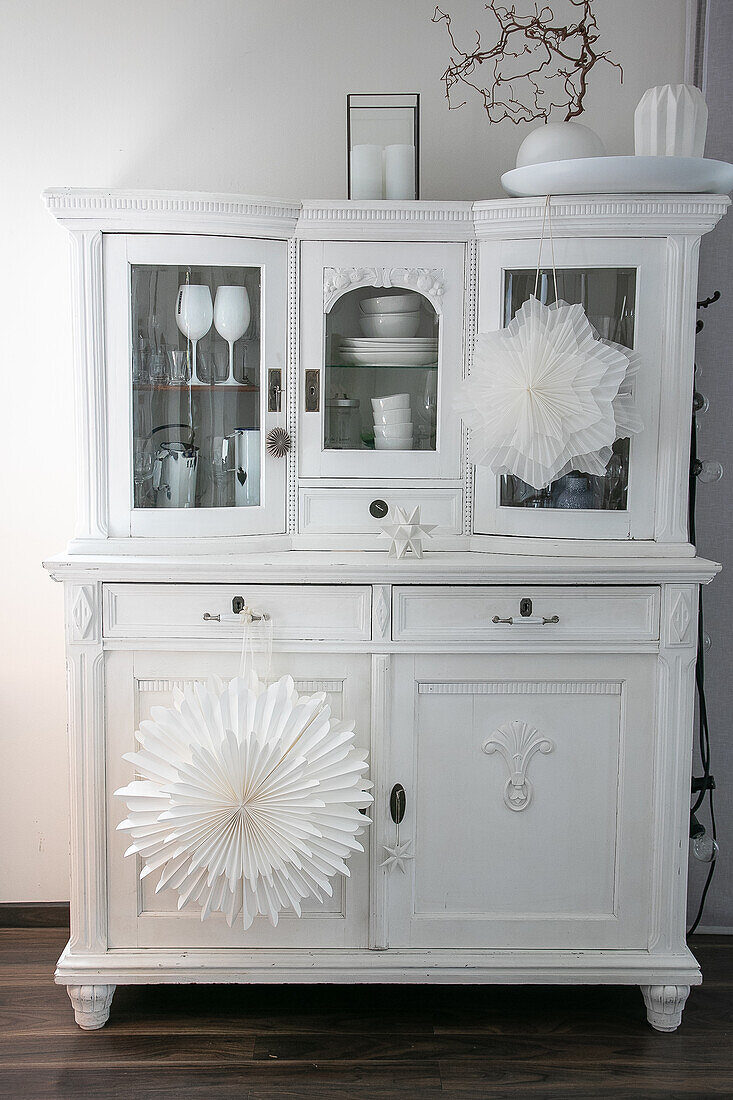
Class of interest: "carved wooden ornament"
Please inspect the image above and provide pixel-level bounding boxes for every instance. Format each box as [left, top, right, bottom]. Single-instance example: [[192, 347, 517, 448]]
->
[[482, 720, 555, 811]]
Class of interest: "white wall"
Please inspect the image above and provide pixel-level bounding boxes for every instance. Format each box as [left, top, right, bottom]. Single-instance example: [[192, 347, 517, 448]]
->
[[1, 0, 688, 901]]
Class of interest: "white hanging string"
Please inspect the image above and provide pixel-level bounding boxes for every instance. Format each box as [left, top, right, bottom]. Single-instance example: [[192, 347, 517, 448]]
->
[[239, 606, 273, 682], [533, 195, 559, 305]]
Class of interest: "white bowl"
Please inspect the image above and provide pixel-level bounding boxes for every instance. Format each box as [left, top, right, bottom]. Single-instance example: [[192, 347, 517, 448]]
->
[[516, 121, 605, 168], [359, 311, 421, 339], [374, 423, 413, 439], [373, 408, 411, 426], [360, 293, 421, 315], [371, 394, 410, 412], [375, 436, 414, 451]]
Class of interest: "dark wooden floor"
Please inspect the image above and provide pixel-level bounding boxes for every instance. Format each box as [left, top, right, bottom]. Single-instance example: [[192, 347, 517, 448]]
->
[[1, 930, 731, 1099]]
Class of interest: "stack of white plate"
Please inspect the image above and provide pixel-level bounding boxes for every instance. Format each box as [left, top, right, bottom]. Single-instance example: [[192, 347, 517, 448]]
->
[[371, 394, 413, 451], [337, 338, 438, 367]]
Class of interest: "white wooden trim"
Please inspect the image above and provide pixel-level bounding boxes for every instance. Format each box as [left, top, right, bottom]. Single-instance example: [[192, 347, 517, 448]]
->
[[473, 195, 729, 239], [44, 188, 300, 238], [44, 550, 721, 586], [54, 942, 702, 986]]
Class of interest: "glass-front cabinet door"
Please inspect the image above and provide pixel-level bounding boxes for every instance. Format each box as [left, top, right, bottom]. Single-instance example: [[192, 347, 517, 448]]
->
[[473, 238, 665, 540], [105, 234, 288, 537], [299, 241, 465, 480]]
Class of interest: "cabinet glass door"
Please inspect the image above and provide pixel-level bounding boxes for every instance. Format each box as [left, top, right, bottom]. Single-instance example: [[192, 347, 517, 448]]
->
[[474, 238, 664, 540], [300, 241, 465, 480], [131, 264, 261, 511], [105, 235, 288, 537], [500, 267, 635, 513]]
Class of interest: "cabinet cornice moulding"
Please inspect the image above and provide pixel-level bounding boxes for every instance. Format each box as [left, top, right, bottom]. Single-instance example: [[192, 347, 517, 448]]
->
[[43, 188, 301, 238], [297, 200, 475, 241], [44, 189, 729, 242], [473, 194, 730, 238]]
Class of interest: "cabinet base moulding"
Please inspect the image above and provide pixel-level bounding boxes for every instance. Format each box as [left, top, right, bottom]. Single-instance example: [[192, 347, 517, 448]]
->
[[55, 943, 702, 987]]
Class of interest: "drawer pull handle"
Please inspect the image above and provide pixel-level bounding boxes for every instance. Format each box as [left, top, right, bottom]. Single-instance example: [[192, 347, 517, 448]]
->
[[203, 608, 271, 624], [492, 614, 560, 626]]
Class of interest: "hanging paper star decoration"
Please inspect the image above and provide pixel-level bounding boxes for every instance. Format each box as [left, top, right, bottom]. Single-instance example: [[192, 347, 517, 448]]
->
[[378, 506, 436, 559], [381, 840, 414, 874], [115, 670, 373, 930], [456, 296, 642, 490]]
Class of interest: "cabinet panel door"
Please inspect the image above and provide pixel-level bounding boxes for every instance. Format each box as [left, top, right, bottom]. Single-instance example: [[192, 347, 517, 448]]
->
[[385, 653, 654, 949], [106, 649, 371, 949], [105, 234, 288, 538]]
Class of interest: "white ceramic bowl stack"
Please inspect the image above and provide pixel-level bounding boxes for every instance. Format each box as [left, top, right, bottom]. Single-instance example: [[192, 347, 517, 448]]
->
[[359, 293, 422, 338], [371, 394, 413, 450]]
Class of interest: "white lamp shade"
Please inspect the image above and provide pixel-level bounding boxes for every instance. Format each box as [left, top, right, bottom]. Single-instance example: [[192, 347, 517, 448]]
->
[[214, 286, 251, 343], [175, 284, 213, 342]]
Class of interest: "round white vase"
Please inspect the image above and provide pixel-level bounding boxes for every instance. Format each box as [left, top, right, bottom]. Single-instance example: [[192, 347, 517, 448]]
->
[[516, 122, 606, 168]]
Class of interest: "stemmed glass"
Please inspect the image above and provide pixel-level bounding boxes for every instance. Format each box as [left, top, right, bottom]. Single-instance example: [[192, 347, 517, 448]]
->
[[175, 284, 213, 383], [214, 286, 251, 383], [421, 369, 438, 449]]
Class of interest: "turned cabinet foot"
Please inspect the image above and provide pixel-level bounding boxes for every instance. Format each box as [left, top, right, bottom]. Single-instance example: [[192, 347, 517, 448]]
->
[[640, 984, 690, 1032], [67, 984, 116, 1030]]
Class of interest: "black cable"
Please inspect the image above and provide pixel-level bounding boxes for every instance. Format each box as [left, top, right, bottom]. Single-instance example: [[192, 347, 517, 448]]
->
[[686, 378, 718, 938]]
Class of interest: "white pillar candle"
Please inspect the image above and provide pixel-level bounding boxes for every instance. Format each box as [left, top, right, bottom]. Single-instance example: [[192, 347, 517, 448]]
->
[[350, 144, 383, 199], [384, 143, 416, 200]]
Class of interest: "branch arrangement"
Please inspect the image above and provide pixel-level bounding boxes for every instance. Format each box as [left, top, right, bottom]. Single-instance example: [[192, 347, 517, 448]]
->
[[433, 1, 622, 125]]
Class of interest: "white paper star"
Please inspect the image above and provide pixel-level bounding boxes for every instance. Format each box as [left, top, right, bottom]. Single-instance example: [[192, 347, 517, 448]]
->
[[115, 671, 373, 929], [381, 840, 414, 873], [456, 296, 642, 490], [378, 506, 436, 559]]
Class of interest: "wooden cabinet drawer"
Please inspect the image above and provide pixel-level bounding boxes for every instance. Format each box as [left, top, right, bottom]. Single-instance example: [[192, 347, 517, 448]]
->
[[103, 584, 372, 640], [392, 586, 660, 643], [298, 487, 463, 536]]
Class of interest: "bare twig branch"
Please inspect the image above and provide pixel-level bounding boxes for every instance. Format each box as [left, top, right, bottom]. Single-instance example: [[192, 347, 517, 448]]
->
[[432, 0, 623, 125]]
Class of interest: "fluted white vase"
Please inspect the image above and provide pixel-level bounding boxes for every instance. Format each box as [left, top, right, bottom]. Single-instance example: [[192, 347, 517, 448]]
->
[[634, 84, 708, 158]]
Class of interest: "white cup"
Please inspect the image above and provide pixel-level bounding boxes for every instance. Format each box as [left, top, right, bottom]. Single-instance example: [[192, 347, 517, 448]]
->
[[374, 423, 413, 439], [371, 394, 410, 412], [373, 408, 411, 426], [375, 436, 414, 451]]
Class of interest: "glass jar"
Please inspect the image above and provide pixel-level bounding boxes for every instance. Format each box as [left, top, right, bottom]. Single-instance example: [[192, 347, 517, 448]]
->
[[326, 396, 361, 449]]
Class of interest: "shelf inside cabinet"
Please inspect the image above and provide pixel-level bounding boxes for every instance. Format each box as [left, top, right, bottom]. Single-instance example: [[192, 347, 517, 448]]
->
[[329, 363, 438, 371], [133, 383, 259, 392]]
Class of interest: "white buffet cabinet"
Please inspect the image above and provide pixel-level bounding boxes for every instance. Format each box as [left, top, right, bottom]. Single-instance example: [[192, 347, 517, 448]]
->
[[44, 188, 729, 1032]]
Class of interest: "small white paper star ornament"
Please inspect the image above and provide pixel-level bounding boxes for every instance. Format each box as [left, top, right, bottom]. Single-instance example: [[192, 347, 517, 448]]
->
[[381, 839, 414, 874], [378, 506, 436, 559], [457, 296, 642, 490]]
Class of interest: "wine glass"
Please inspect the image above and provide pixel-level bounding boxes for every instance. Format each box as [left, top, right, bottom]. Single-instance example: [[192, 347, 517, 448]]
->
[[175, 284, 213, 383], [421, 369, 438, 449], [214, 286, 251, 383]]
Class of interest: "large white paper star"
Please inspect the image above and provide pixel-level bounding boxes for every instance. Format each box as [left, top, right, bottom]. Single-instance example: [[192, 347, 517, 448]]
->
[[456, 296, 642, 490], [115, 671, 373, 929], [378, 506, 436, 559], [381, 840, 414, 873]]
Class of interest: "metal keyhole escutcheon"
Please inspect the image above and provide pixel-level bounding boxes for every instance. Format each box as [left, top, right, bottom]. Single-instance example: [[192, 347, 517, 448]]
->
[[390, 783, 406, 824]]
